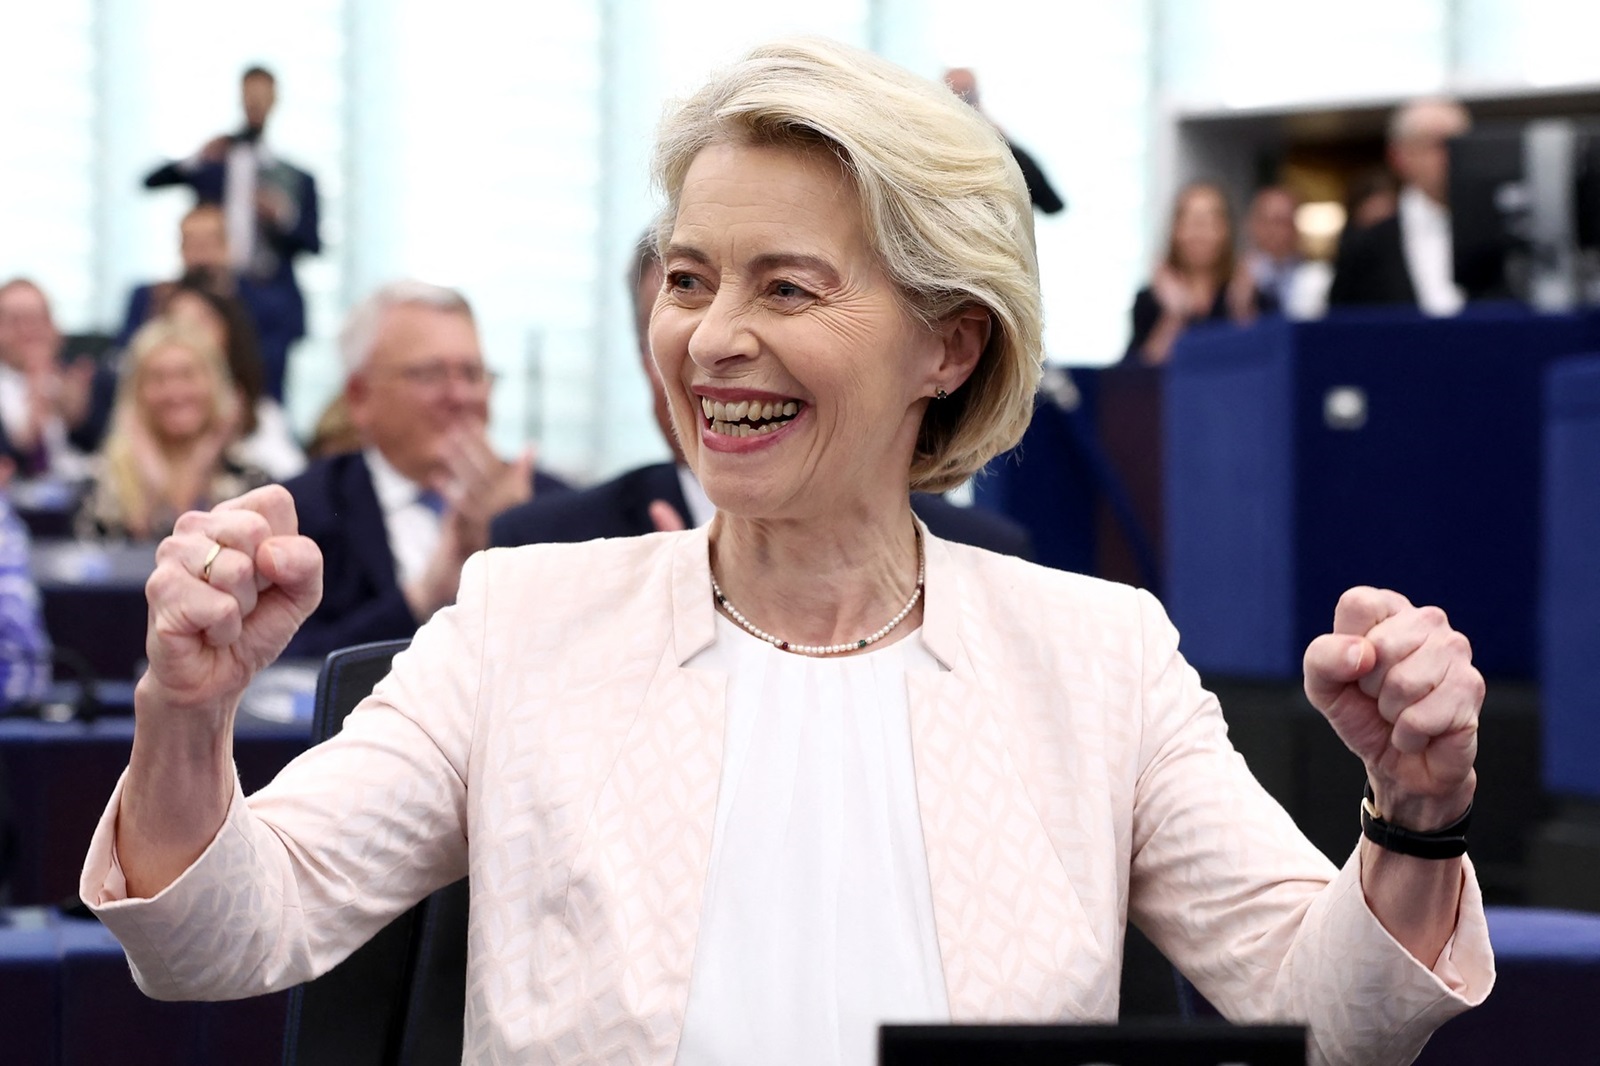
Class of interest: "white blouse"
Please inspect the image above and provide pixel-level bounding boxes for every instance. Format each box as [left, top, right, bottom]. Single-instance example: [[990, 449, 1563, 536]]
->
[[676, 614, 950, 1066]]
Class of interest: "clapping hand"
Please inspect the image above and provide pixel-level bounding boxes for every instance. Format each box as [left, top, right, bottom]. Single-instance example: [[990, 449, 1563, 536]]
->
[[1302, 587, 1482, 831], [403, 432, 535, 621], [1151, 265, 1192, 320]]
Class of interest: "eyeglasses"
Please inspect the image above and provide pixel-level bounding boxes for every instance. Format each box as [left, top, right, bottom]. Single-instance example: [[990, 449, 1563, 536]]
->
[[382, 362, 499, 390]]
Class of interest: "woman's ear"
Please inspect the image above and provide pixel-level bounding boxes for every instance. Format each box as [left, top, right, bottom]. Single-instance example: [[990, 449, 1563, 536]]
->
[[934, 306, 993, 394]]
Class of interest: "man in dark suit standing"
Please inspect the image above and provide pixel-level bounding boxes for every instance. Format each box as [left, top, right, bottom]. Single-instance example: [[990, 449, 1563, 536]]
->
[[491, 238, 1032, 560], [1329, 98, 1471, 315], [944, 68, 1065, 216], [284, 281, 567, 658], [143, 66, 319, 401]]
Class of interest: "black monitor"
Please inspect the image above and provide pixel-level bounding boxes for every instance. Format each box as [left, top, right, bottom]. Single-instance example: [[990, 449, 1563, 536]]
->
[[879, 1022, 1307, 1066], [1450, 119, 1600, 308], [1449, 127, 1525, 301]]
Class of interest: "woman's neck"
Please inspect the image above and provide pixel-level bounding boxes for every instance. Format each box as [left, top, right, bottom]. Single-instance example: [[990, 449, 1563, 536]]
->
[[709, 503, 924, 652]]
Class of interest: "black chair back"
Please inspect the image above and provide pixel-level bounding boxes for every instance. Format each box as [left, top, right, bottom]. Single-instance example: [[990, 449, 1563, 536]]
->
[[281, 640, 469, 1066]]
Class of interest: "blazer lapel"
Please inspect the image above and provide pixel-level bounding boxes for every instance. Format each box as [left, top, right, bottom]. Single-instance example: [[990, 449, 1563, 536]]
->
[[563, 529, 726, 1061], [909, 529, 1113, 1021], [341, 454, 403, 597]]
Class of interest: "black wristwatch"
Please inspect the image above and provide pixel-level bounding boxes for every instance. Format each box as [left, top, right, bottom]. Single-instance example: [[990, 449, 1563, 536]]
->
[[1359, 783, 1472, 859]]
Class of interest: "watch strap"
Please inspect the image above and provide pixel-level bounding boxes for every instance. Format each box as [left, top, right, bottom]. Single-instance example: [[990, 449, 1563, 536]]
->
[[1359, 782, 1471, 859]]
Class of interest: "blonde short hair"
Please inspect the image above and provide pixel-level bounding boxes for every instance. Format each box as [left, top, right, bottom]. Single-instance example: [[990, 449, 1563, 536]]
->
[[652, 37, 1044, 492]]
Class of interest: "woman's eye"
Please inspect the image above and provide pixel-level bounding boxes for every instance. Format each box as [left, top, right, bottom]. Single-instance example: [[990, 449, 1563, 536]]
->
[[668, 272, 699, 291], [772, 280, 809, 300]]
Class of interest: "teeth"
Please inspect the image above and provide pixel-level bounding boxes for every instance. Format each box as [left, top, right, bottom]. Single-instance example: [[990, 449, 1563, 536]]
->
[[702, 399, 804, 436]]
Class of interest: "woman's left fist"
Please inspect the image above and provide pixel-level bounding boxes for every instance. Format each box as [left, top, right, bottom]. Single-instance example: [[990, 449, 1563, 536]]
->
[[1303, 586, 1483, 831]]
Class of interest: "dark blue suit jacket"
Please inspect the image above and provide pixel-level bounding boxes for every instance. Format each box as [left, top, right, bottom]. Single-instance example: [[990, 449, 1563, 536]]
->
[[143, 153, 320, 358], [489, 462, 1034, 561], [119, 278, 301, 402], [285, 451, 570, 659]]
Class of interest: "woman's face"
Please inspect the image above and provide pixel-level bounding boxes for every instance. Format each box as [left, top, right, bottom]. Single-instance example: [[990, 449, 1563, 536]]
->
[[650, 142, 952, 520], [1173, 188, 1230, 274], [138, 343, 214, 445]]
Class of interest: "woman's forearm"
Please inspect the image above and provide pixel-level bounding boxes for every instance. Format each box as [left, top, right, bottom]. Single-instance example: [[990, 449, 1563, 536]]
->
[[1359, 839, 1464, 968], [117, 679, 239, 899]]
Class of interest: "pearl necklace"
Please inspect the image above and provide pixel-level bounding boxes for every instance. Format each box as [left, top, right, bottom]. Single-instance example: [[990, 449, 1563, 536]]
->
[[710, 528, 925, 656]]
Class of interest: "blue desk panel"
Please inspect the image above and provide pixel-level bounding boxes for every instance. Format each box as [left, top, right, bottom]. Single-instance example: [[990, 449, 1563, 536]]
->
[[1541, 355, 1600, 799], [0, 717, 309, 906], [1166, 310, 1598, 679]]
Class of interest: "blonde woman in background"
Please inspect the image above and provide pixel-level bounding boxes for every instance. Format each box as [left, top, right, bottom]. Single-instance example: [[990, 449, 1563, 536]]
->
[[76, 320, 267, 541]]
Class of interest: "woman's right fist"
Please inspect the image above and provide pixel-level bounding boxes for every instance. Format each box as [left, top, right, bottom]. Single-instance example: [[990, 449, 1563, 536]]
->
[[142, 485, 323, 714]]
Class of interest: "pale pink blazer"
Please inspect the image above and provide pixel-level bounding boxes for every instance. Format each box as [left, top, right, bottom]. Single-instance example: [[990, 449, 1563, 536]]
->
[[84, 526, 1492, 1065]]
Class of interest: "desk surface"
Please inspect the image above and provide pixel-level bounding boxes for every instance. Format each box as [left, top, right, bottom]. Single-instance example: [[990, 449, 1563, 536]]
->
[[30, 539, 158, 588]]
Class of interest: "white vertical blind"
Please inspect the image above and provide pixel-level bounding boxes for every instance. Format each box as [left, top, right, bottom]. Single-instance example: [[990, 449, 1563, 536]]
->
[[0, 0, 96, 328], [1156, 0, 1452, 108]]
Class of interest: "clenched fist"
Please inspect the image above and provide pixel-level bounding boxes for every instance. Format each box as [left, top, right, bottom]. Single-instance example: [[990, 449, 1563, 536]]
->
[[1303, 586, 1483, 833], [143, 485, 323, 716]]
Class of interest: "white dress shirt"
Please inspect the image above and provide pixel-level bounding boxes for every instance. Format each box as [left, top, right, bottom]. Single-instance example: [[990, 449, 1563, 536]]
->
[[363, 447, 441, 589], [1398, 185, 1465, 316], [677, 615, 949, 1066]]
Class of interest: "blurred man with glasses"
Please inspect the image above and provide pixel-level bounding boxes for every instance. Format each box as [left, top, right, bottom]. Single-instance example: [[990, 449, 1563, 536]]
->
[[281, 281, 567, 657]]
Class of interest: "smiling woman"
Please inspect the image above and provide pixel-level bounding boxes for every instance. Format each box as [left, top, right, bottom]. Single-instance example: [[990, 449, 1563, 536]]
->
[[86, 36, 1490, 1066], [75, 319, 268, 541]]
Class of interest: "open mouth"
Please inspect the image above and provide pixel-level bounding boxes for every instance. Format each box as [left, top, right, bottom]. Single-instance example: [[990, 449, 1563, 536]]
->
[[700, 396, 804, 438]]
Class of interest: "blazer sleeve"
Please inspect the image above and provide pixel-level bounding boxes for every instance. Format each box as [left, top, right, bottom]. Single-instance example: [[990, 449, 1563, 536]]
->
[[1126, 590, 1492, 1066], [263, 170, 322, 259], [80, 554, 492, 1000]]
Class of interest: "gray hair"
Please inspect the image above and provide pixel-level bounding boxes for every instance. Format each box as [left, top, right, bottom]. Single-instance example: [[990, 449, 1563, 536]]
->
[[1388, 97, 1471, 144], [652, 37, 1043, 493], [338, 279, 474, 377]]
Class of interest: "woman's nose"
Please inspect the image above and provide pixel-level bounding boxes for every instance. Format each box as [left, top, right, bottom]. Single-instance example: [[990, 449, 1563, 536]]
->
[[686, 289, 758, 371]]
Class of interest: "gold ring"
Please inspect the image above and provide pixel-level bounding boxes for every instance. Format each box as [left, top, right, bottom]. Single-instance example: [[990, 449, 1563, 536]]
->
[[200, 542, 224, 583]]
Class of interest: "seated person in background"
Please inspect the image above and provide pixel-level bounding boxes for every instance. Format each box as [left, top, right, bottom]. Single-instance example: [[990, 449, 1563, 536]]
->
[[1244, 184, 1332, 320], [0, 278, 116, 480], [119, 205, 300, 402], [281, 280, 568, 659], [1329, 98, 1471, 315], [0, 490, 52, 708], [493, 234, 1034, 560], [76, 320, 267, 541], [161, 276, 305, 480], [1124, 182, 1272, 366]]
